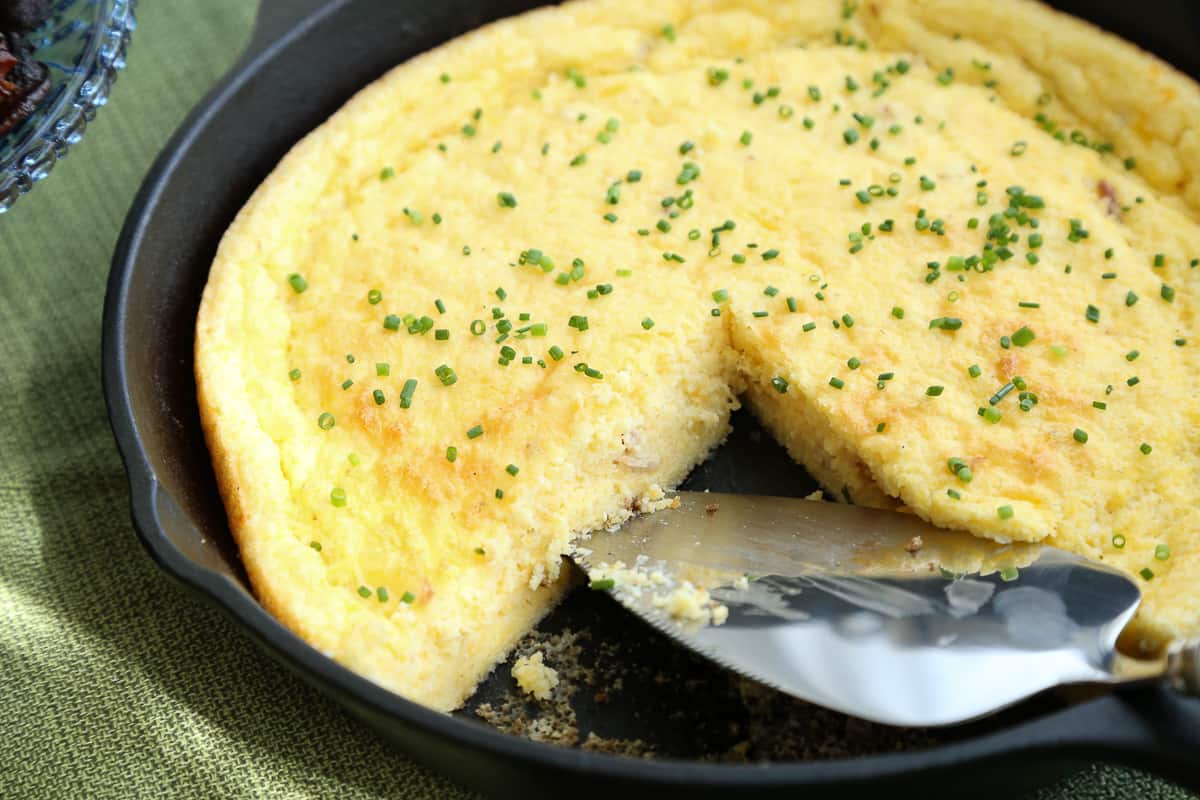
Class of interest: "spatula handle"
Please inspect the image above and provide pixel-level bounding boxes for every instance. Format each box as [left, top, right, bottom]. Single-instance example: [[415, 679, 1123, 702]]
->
[[1167, 638, 1200, 695]]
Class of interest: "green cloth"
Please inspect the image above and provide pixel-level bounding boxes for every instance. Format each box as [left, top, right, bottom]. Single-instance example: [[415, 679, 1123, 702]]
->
[[0, 2, 1193, 798]]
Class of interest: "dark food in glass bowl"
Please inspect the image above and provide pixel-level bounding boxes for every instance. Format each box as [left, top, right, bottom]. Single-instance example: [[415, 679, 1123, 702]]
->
[[0, 0, 51, 135]]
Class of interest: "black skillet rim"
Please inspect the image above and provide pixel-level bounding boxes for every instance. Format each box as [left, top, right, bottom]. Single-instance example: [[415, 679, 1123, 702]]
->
[[101, 0, 1200, 791]]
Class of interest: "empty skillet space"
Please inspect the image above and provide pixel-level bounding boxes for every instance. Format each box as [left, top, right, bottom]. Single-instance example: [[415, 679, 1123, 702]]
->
[[103, 0, 1200, 795]]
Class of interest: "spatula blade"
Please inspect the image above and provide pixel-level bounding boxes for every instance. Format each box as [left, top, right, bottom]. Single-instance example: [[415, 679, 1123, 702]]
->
[[572, 491, 1142, 727]]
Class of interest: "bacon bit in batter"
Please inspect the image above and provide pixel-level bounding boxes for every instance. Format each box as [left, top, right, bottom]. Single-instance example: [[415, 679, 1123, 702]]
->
[[705, 503, 720, 514], [1097, 179, 1122, 219]]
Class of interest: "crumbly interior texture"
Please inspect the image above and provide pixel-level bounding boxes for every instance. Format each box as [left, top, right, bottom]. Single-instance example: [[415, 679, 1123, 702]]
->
[[196, 0, 1200, 711]]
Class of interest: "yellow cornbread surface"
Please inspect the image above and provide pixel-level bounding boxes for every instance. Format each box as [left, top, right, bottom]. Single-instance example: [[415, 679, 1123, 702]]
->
[[197, 0, 1200, 710]]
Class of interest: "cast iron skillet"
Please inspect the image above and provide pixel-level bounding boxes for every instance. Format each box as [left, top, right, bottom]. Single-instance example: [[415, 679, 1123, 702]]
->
[[102, 1, 1200, 796]]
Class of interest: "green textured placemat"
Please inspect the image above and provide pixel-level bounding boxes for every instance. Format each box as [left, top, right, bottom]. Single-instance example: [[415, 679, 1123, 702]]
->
[[0, 2, 1193, 798]]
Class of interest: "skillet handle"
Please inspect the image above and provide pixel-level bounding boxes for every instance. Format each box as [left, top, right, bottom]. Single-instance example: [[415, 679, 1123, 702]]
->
[[241, 0, 337, 69]]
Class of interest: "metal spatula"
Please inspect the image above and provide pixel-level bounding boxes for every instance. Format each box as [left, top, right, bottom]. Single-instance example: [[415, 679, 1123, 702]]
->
[[571, 491, 1199, 727]]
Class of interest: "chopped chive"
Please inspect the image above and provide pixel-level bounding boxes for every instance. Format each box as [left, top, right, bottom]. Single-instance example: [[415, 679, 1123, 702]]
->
[[1085, 305, 1100, 323], [330, 487, 347, 507], [847, 357, 861, 370], [1073, 428, 1088, 444], [925, 385, 944, 397], [997, 505, 1014, 520], [762, 249, 780, 261], [401, 591, 416, 604], [287, 273, 308, 293], [968, 364, 982, 378], [398, 379, 417, 408], [1140, 442, 1152, 455], [288, 368, 302, 382], [372, 389, 385, 405], [947, 489, 962, 500], [341, 379, 354, 390], [506, 464, 520, 477], [590, 578, 615, 591], [786, 297, 798, 312], [467, 424, 484, 439], [1155, 544, 1170, 561], [1127, 376, 1140, 386], [357, 586, 371, 598], [384, 314, 402, 331], [1112, 534, 1126, 548], [929, 317, 962, 331], [1011, 326, 1035, 347], [549, 345, 564, 361], [802, 321, 816, 332], [1139, 568, 1154, 581], [318, 412, 335, 430], [1161, 284, 1175, 302], [891, 306, 905, 319], [497, 192, 517, 208], [1018, 301, 1040, 309], [1125, 291, 1138, 307], [309, 541, 322, 552], [367, 289, 383, 305], [989, 381, 1015, 405], [740, 130, 753, 146], [829, 376, 846, 389], [841, 313, 854, 327], [568, 315, 589, 331], [434, 365, 458, 386], [999, 566, 1020, 582], [771, 376, 789, 393], [1093, 401, 1106, 410]]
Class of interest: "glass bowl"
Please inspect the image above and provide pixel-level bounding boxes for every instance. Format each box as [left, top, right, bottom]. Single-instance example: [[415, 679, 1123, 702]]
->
[[0, 0, 136, 213]]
